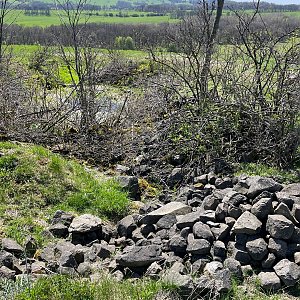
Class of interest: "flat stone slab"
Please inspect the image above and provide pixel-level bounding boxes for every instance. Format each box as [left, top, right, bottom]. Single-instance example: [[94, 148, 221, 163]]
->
[[247, 176, 282, 198], [116, 245, 163, 267], [281, 183, 300, 197], [69, 214, 102, 233], [140, 202, 191, 224]]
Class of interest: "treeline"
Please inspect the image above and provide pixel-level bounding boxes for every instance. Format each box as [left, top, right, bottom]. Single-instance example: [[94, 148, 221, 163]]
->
[[3, 14, 300, 50]]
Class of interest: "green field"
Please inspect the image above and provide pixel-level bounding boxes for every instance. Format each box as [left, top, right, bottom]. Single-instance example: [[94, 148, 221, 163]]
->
[[6, 9, 176, 27]]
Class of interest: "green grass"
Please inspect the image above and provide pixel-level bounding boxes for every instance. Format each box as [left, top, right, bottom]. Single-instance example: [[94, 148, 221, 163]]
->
[[0, 141, 130, 245], [235, 162, 300, 184], [6, 9, 176, 27], [12, 275, 175, 300]]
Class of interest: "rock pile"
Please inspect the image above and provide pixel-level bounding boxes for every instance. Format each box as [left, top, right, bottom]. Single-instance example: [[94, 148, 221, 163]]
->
[[1, 174, 300, 298]]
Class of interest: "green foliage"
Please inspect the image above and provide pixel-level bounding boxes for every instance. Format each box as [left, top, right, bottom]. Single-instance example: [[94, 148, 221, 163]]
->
[[14, 275, 174, 300], [0, 142, 129, 244], [115, 36, 135, 50]]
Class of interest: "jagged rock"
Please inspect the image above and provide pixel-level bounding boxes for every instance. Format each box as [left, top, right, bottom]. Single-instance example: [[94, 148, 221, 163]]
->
[[228, 205, 242, 219], [247, 176, 282, 199], [262, 253, 276, 269], [223, 191, 246, 207], [51, 210, 74, 226], [59, 251, 78, 268], [191, 259, 209, 274], [117, 215, 137, 238], [0, 251, 14, 269], [294, 252, 300, 264], [268, 238, 287, 259], [211, 223, 230, 241], [77, 262, 92, 277], [202, 195, 220, 210], [176, 212, 200, 229], [187, 236, 211, 255], [92, 243, 114, 259], [258, 271, 281, 291], [156, 215, 177, 229], [215, 177, 233, 189], [215, 203, 228, 222], [145, 262, 162, 279], [193, 222, 214, 241], [31, 261, 46, 274], [49, 223, 69, 238], [140, 202, 191, 224], [293, 204, 300, 223], [1, 238, 23, 256], [246, 238, 268, 261], [281, 183, 300, 197], [227, 242, 251, 265], [213, 241, 227, 258], [169, 235, 187, 253], [0, 266, 16, 280], [233, 211, 262, 235], [274, 202, 298, 224], [116, 245, 163, 267], [69, 214, 102, 234], [274, 259, 300, 286], [266, 215, 294, 240], [194, 174, 208, 185], [117, 176, 139, 200], [224, 258, 242, 278], [251, 198, 272, 220], [276, 192, 298, 209], [167, 168, 184, 188], [199, 210, 216, 223]]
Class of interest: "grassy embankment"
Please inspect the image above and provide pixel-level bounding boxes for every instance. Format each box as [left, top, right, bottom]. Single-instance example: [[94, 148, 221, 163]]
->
[[0, 141, 130, 246]]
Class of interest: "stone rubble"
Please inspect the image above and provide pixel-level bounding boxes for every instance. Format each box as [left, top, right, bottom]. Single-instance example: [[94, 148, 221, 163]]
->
[[1, 173, 300, 298]]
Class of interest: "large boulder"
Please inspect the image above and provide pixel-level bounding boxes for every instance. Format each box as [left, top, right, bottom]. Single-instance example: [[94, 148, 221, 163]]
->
[[274, 259, 300, 286], [68, 214, 102, 234], [247, 177, 282, 199], [140, 202, 191, 224], [258, 271, 281, 291], [233, 211, 262, 235], [246, 238, 268, 261], [281, 183, 300, 197], [1, 238, 23, 256], [116, 245, 163, 267], [266, 215, 294, 240]]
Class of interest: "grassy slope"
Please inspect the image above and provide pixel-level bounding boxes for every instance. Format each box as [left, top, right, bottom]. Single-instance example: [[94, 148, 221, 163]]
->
[[0, 141, 129, 245]]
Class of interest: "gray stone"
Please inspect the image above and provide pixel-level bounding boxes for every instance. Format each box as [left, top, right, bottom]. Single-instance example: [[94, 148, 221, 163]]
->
[[117, 215, 137, 238], [247, 176, 282, 199], [274, 259, 300, 286], [31, 261, 46, 274], [51, 210, 74, 226], [59, 251, 78, 268], [145, 262, 162, 279], [1, 238, 23, 255], [258, 272, 281, 291], [268, 238, 287, 259], [274, 203, 297, 224], [24, 236, 37, 257], [262, 253, 276, 269], [163, 270, 194, 296], [69, 214, 102, 233], [193, 221, 214, 241], [293, 204, 300, 223], [117, 176, 139, 199], [176, 212, 200, 229], [116, 245, 163, 267], [187, 237, 211, 255], [224, 258, 242, 278], [202, 195, 220, 210], [281, 183, 300, 197], [223, 191, 247, 206], [92, 243, 114, 259], [169, 235, 187, 253], [246, 238, 268, 261], [141, 202, 191, 224], [0, 266, 15, 280], [215, 203, 228, 222], [266, 215, 294, 240], [251, 198, 272, 220], [77, 262, 92, 277], [204, 261, 223, 276], [0, 251, 13, 269], [233, 211, 262, 235], [49, 223, 69, 238], [211, 223, 230, 241], [228, 242, 251, 265], [294, 252, 300, 264], [228, 205, 242, 219], [167, 168, 184, 188], [276, 192, 298, 209], [156, 215, 177, 229], [213, 241, 227, 258]]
